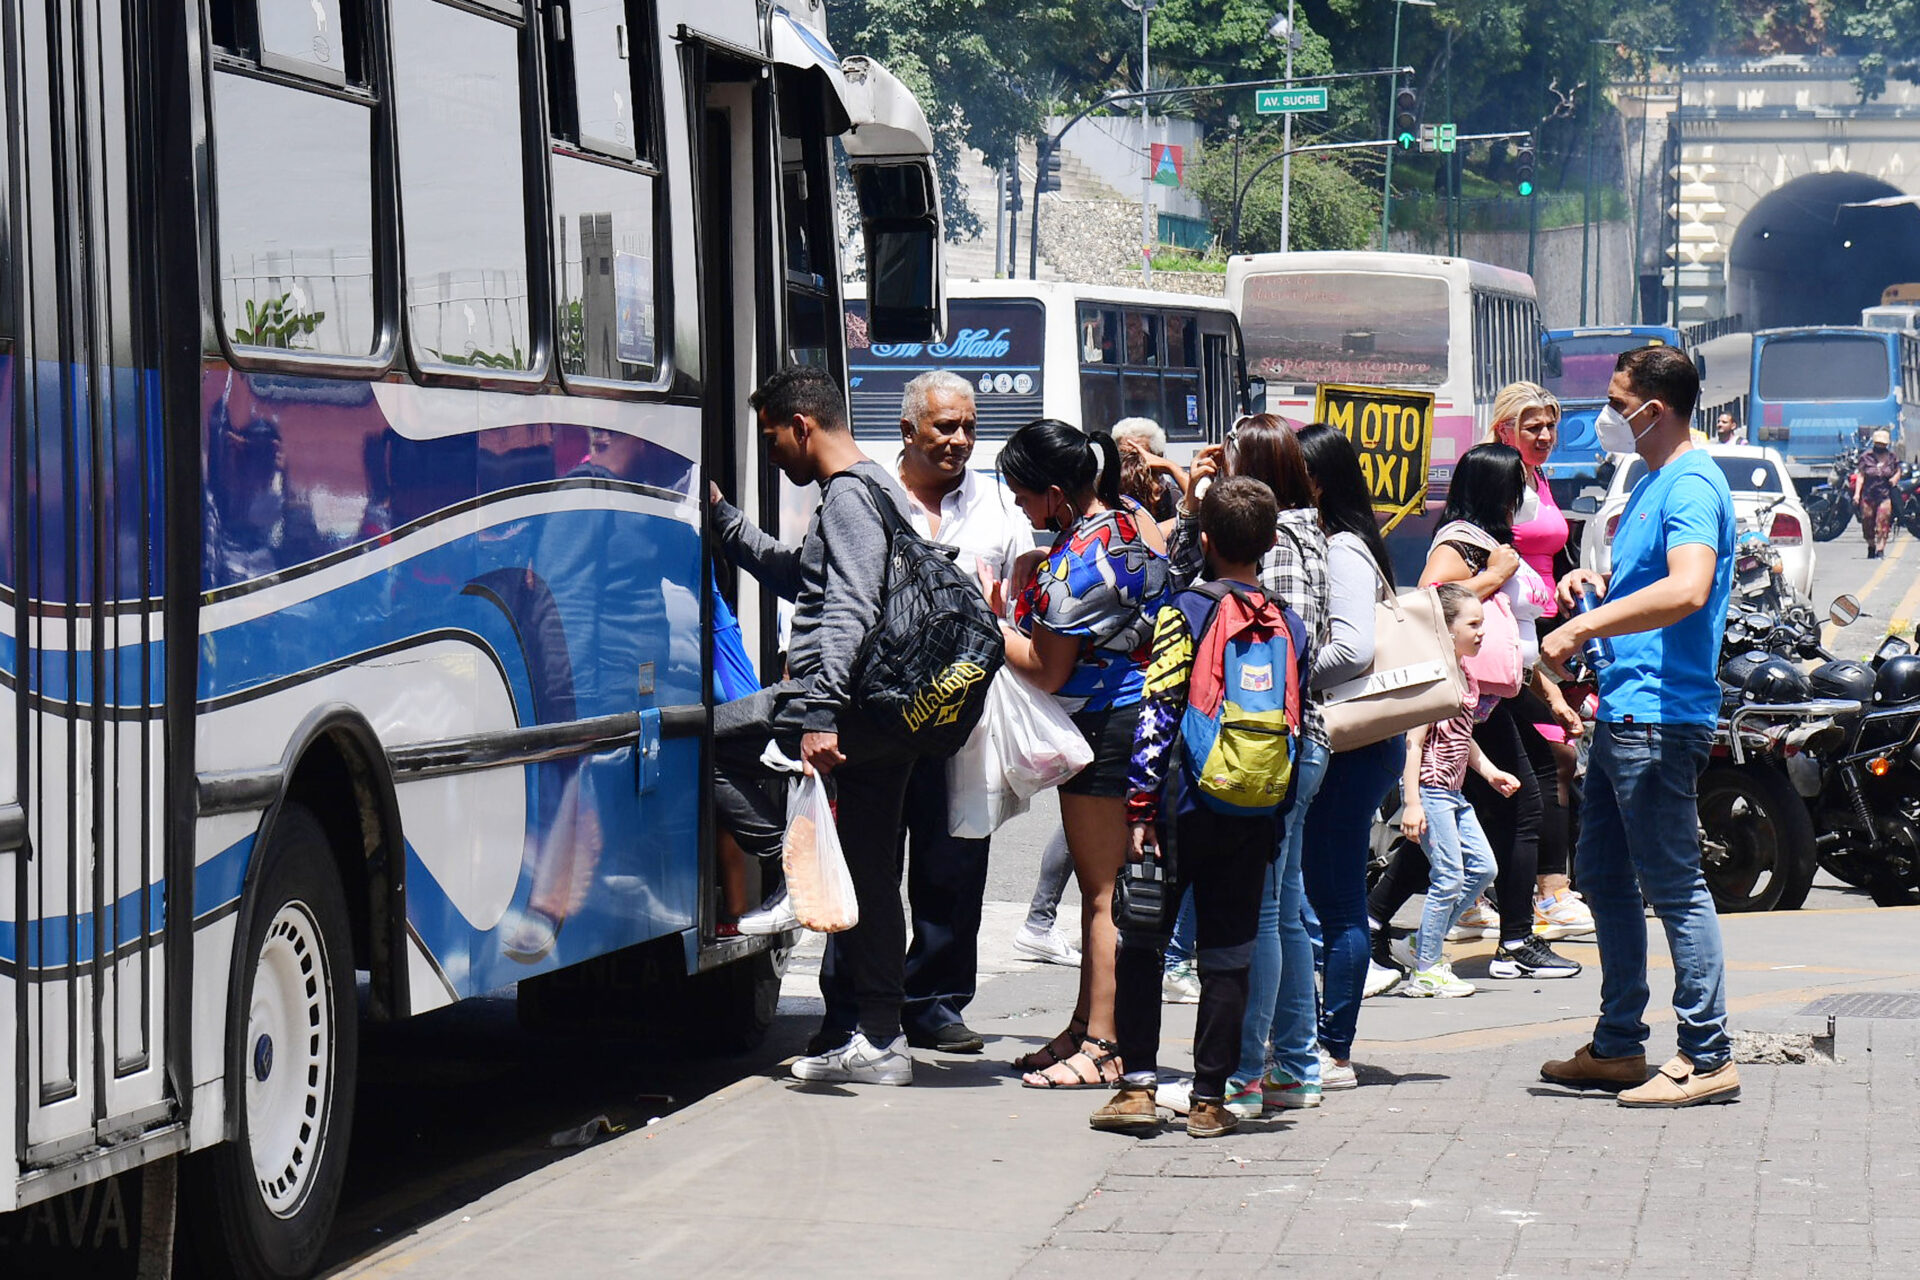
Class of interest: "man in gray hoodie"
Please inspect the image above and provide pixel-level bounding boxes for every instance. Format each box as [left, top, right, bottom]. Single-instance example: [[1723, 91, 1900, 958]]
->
[[710, 365, 918, 1085]]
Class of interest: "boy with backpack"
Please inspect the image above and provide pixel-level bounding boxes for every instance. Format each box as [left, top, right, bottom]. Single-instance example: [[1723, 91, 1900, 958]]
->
[[1091, 477, 1306, 1138]]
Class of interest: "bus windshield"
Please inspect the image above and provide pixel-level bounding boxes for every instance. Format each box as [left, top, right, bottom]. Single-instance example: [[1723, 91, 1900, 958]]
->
[[1543, 334, 1652, 402], [1756, 334, 1892, 403], [1237, 270, 1449, 387]]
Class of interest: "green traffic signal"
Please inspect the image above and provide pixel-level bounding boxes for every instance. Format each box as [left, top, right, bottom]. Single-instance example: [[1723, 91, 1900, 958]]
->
[[1398, 131, 1416, 150], [1518, 179, 1534, 196]]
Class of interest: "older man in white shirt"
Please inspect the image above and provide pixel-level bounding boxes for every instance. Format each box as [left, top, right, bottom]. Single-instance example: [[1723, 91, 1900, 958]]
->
[[813, 371, 1032, 1057]]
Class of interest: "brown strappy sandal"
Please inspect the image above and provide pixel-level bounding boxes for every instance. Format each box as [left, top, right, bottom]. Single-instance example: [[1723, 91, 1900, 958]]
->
[[1012, 1021, 1088, 1074], [1020, 1036, 1123, 1089]]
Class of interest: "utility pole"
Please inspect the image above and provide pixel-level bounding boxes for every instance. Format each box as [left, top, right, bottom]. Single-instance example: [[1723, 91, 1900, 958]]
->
[[1444, 24, 1455, 256], [1379, 0, 1436, 252], [1630, 48, 1674, 323], [1581, 28, 1608, 325]]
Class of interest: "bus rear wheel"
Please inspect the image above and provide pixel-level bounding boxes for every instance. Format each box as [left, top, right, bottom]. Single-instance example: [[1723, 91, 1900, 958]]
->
[[181, 803, 358, 1278]]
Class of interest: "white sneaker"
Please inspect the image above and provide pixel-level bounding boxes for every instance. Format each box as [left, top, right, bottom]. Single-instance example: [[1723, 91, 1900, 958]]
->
[[1012, 923, 1082, 967], [1533, 889, 1596, 940], [790, 1032, 913, 1085], [1445, 898, 1501, 942], [1403, 962, 1476, 998], [1363, 960, 1403, 998], [736, 890, 798, 935], [1316, 1048, 1358, 1091], [1161, 960, 1201, 1004]]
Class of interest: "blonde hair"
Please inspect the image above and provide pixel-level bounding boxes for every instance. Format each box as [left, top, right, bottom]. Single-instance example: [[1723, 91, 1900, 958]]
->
[[1484, 381, 1561, 446]]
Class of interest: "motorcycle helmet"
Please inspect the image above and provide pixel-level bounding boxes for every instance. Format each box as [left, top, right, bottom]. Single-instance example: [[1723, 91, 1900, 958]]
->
[[1720, 649, 1772, 691], [1742, 655, 1810, 705], [1873, 654, 1920, 706], [1809, 658, 1875, 702]]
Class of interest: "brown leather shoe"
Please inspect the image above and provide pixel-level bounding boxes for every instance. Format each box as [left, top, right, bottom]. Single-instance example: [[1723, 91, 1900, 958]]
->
[[1541, 1042, 1649, 1090], [1089, 1085, 1161, 1133], [1186, 1097, 1239, 1138], [1617, 1055, 1741, 1108]]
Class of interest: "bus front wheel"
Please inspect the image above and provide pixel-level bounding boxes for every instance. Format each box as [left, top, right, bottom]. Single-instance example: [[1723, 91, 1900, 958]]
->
[[181, 803, 358, 1278]]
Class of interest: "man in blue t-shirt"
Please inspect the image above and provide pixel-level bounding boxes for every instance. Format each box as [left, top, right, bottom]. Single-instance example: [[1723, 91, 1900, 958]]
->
[[1539, 345, 1739, 1108]]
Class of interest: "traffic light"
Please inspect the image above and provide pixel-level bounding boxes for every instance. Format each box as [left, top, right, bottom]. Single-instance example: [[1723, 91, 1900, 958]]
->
[[1395, 86, 1419, 150], [1036, 148, 1063, 195], [1514, 138, 1536, 197]]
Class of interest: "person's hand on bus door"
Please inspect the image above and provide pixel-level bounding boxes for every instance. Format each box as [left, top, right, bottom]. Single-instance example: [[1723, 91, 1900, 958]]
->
[[801, 730, 845, 775], [709, 481, 724, 508]]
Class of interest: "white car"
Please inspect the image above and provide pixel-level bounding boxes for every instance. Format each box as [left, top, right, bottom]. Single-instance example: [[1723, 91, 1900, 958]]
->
[[1573, 444, 1816, 597]]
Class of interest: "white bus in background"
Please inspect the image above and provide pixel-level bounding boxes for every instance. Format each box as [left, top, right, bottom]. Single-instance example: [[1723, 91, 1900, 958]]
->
[[1225, 251, 1544, 504], [845, 279, 1255, 465]]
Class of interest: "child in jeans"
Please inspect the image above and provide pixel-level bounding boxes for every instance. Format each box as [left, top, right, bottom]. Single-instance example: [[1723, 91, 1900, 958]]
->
[[1090, 478, 1305, 1139], [1398, 583, 1521, 998]]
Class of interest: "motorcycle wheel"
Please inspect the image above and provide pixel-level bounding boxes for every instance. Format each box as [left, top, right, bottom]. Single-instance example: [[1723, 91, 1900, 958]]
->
[[1810, 494, 1852, 542], [1816, 850, 1875, 889], [1697, 763, 1818, 912]]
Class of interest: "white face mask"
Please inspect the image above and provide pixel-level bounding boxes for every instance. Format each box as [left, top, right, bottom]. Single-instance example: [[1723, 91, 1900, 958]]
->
[[1594, 399, 1658, 454]]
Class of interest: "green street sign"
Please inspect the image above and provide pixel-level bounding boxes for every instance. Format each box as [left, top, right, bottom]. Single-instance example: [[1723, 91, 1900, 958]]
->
[[1255, 86, 1329, 114]]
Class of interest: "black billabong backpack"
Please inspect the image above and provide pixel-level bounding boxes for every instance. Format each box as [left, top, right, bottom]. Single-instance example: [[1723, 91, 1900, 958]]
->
[[829, 471, 1006, 756]]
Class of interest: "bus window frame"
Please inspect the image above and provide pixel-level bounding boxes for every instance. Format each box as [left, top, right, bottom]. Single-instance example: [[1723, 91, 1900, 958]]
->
[[544, 0, 677, 399], [1075, 301, 1212, 443], [389, 0, 556, 391], [201, 16, 400, 379]]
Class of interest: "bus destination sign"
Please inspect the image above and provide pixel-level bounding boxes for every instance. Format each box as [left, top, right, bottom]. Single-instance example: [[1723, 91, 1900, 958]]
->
[[1314, 383, 1435, 530]]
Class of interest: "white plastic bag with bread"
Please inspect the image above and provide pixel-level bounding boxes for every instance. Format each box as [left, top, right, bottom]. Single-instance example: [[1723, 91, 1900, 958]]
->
[[782, 771, 858, 932]]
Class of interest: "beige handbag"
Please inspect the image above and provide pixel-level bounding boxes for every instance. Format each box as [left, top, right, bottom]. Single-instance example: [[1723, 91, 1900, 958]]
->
[[1320, 559, 1469, 753]]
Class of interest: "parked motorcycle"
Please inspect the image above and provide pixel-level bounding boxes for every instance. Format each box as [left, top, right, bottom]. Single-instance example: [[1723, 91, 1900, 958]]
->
[[1807, 448, 1857, 543]]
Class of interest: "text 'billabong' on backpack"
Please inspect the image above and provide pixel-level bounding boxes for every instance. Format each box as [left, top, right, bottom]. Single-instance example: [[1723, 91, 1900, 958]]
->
[[830, 471, 1006, 757], [1178, 580, 1301, 816]]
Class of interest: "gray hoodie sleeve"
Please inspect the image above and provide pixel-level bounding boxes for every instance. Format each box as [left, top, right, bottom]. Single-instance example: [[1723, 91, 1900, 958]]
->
[[713, 497, 804, 600], [1311, 535, 1379, 690], [800, 475, 896, 732]]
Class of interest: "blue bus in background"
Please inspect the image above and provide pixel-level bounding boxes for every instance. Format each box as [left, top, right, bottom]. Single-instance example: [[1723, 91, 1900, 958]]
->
[[1746, 327, 1920, 483], [1540, 325, 1685, 503]]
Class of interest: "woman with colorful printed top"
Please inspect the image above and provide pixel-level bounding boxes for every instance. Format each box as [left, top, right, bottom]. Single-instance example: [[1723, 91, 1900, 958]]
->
[[996, 418, 1171, 1089], [1397, 584, 1522, 997]]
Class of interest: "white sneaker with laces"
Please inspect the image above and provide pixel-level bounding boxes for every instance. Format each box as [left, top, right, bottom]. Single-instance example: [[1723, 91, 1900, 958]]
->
[[1316, 1048, 1358, 1090], [1445, 898, 1501, 941], [1533, 889, 1596, 940], [791, 1032, 914, 1085], [1363, 960, 1403, 998], [1403, 962, 1476, 998], [736, 889, 798, 935], [1162, 960, 1201, 1004], [1013, 924, 1082, 966]]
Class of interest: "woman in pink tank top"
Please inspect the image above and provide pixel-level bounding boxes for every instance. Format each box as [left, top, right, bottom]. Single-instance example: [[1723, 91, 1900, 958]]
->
[[1483, 381, 1593, 942]]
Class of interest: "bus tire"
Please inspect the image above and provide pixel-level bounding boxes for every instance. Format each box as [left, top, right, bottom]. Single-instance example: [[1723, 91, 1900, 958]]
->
[[684, 947, 786, 1055], [181, 803, 358, 1279]]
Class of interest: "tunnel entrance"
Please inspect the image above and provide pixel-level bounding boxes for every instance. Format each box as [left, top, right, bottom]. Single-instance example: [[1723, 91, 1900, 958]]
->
[[1727, 172, 1920, 329]]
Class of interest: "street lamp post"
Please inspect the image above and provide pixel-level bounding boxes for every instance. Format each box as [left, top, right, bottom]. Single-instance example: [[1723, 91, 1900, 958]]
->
[[1379, 0, 1436, 252], [1631, 47, 1675, 323], [1270, 5, 1304, 252], [1122, 0, 1160, 287], [1229, 112, 1243, 254]]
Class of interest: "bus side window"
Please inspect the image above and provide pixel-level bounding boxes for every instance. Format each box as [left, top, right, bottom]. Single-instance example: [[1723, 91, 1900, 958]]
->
[[1126, 311, 1163, 366], [544, 0, 663, 383], [210, 2, 379, 359], [391, 0, 534, 374], [1080, 305, 1121, 365]]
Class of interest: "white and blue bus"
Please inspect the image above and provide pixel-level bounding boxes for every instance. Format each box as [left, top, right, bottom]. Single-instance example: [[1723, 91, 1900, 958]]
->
[[1743, 327, 1920, 482], [1538, 324, 1686, 504], [0, 0, 941, 1269]]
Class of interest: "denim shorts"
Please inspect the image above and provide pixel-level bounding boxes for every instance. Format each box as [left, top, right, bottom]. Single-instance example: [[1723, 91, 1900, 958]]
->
[[1061, 701, 1142, 798]]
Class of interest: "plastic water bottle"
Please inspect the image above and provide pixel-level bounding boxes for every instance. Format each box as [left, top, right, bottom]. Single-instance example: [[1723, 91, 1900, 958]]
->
[[1577, 587, 1614, 673]]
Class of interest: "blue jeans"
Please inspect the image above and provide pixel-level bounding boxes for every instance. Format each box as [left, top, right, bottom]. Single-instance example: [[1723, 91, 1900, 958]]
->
[[1412, 786, 1499, 970], [1237, 738, 1329, 1087], [1165, 889, 1196, 968], [1303, 735, 1405, 1061], [1577, 721, 1729, 1070]]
